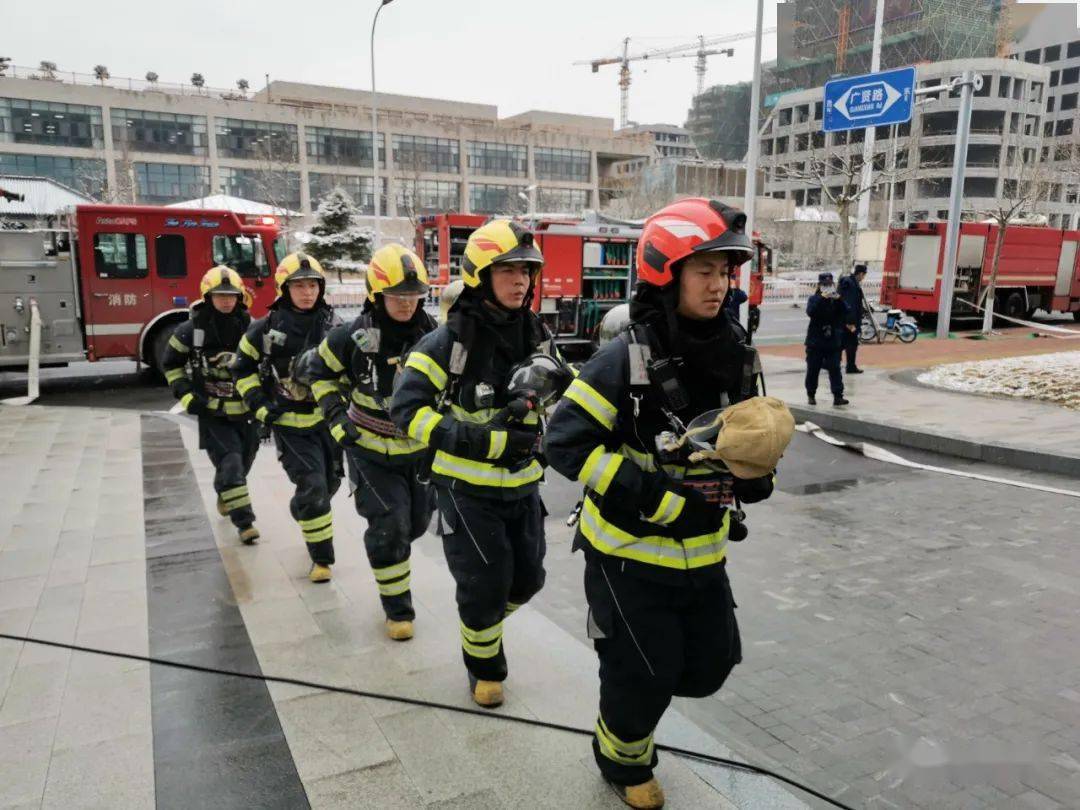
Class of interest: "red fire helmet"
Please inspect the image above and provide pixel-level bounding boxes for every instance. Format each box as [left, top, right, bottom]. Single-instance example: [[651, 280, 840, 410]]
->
[[635, 198, 755, 288]]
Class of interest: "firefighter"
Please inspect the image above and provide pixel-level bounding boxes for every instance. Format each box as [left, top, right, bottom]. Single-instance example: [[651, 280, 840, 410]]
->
[[163, 266, 260, 544], [390, 220, 570, 709], [805, 271, 850, 406], [232, 252, 342, 582], [306, 244, 437, 640], [545, 198, 779, 809]]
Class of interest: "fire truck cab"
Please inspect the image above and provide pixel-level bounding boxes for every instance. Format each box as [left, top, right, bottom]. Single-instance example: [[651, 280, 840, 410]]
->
[[0, 204, 283, 374]]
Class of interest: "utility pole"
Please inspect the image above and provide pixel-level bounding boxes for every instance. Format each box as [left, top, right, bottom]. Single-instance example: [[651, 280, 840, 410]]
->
[[740, 0, 765, 332], [855, 0, 886, 239], [936, 70, 980, 339]]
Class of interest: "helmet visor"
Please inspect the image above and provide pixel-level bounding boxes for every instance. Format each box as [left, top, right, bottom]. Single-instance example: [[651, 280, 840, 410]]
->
[[505, 353, 566, 408]]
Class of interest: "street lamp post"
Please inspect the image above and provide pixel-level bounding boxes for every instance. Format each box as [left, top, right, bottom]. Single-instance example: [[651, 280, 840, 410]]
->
[[370, 0, 395, 249], [740, 0, 765, 332]]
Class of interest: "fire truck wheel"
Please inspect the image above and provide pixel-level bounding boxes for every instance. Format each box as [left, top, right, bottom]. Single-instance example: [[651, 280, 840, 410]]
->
[[1001, 292, 1025, 322], [1074, 310, 1080, 322], [149, 327, 174, 379]]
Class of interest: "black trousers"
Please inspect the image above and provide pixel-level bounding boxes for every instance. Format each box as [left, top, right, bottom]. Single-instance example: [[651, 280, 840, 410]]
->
[[805, 346, 844, 398], [273, 424, 342, 565], [841, 328, 860, 371], [199, 416, 259, 529], [346, 448, 434, 621], [435, 486, 546, 681], [584, 555, 741, 786]]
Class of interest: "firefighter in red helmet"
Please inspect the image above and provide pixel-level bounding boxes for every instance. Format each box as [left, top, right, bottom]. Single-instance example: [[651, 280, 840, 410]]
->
[[545, 199, 780, 808]]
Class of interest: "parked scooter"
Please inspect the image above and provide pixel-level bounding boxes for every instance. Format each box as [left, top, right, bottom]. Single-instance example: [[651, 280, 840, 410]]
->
[[860, 305, 918, 344]]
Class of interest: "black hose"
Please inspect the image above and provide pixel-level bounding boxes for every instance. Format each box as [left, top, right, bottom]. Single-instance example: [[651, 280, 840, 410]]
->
[[0, 632, 855, 810]]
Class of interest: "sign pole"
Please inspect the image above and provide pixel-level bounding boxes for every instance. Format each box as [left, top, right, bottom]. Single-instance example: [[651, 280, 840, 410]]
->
[[936, 70, 977, 340], [855, 0, 886, 237], [740, 0, 765, 332]]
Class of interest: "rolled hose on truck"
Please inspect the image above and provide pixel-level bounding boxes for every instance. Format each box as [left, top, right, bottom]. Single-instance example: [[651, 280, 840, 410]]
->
[[0, 631, 856, 810]]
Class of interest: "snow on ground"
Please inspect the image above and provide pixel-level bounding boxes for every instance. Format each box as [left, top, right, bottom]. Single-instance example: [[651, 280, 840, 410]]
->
[[917, 350, 1080, 410]]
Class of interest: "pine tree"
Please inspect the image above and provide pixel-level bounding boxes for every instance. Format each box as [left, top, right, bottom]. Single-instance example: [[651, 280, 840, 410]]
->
[[306, 187, 374, 283]]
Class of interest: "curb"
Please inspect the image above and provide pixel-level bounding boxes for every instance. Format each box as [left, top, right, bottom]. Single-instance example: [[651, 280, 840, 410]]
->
[[785, 404, 1080, 477]]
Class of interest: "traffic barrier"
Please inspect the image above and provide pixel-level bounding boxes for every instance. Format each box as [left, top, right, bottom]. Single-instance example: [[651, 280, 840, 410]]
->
[[760, 278, 881, 308]]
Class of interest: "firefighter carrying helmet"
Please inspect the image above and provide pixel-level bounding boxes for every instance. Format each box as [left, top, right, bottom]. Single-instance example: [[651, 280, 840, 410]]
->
[[461, 220, 543, 288], [275, 252, 326, 298], [636, 198, 754, 289], [366, 244, 430, 302]]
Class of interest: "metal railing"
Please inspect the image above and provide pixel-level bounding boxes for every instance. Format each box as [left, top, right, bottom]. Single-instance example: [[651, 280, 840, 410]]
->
[[0, 64, 246, 100]]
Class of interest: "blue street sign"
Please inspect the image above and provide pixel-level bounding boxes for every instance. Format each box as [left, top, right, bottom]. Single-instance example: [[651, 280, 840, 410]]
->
[[823, 66, 915, 132]]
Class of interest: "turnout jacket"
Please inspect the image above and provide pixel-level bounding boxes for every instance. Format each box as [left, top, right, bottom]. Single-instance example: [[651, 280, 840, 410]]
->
[[545, 313, 773, 585], [307, 307, 436, 460], [390, 303, 552, 500], [163, 302, 251, 419], [233, 300, 336, 430]]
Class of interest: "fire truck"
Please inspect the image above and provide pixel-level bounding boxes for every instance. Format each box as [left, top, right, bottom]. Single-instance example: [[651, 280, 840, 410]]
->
[[416, 211, 768, 357], [0, 204, 283, 377], [881, 221, 1080, 326]]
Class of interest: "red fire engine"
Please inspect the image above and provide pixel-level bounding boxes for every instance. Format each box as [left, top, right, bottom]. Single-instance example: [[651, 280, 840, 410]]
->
[[881, 222, 1080, 325], [415, 212, 768, 356], [0, 204, 283, 375]]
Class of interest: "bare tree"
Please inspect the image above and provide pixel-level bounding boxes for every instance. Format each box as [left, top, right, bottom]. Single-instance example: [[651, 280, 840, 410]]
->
[[249, 135, 300, 236], [92, 65, 109, 84], [773, 131, 932, 275], [977, 133, 1053, 334]]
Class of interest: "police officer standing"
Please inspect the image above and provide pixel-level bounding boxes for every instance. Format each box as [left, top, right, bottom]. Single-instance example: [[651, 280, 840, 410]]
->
[[545, 198, 777, 809], [233, 253, 342, 582], [805, 271, 850, 406], [306, 244, 436, 640], [838, 263, 868, 373], [163, 265, 260, 544], [391, 221, 563, 709]]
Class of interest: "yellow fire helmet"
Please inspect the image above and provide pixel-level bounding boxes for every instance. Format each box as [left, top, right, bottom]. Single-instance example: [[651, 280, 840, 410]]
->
[[366, 244, 430, 302], [274, 252, 326, 299], [199, 265, 251, 308], [460, 219, 543, 289]]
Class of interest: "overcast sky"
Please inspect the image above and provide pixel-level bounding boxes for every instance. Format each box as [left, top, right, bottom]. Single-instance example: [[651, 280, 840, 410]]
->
[[4, 0, 778, 126]]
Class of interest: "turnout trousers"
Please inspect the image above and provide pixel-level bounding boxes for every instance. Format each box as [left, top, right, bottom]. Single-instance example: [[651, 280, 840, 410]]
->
[[805, 346, 844, 398], [199, 415, 259, 530], [345, 448, 434, 621], [583, 554, 741, 786], [841, 328, 860, 371], [273, 424, 343, 566], [435, 486, 546, 682]]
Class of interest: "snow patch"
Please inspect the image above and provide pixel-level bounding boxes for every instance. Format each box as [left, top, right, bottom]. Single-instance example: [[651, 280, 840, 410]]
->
[[917, 351, 1080, 411]]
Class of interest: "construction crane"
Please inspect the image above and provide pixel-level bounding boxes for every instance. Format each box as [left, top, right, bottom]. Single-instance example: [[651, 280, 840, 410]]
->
[[576, 29, 777, 128]]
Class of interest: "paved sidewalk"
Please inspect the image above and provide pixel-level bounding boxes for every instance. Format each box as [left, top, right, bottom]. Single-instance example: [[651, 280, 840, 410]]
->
[[0, 403, 809, 809], [760, 338, 1080, 475]]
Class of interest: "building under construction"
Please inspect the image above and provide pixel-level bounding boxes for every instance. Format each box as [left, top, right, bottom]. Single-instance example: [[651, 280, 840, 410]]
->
[[768, 0, 1003, 96], [684, 82, 752, 161]]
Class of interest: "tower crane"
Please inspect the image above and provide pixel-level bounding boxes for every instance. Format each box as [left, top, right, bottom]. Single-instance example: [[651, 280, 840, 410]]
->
[[576, 29, 776, 128]]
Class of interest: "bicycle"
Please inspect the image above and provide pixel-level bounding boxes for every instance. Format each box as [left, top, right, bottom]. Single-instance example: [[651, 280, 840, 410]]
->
[[859, 306, 918, 344]]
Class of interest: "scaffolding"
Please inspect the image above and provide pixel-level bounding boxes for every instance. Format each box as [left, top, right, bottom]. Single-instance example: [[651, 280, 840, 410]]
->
[[768, 0, 1002, 94], [684, 82, 752, 161]]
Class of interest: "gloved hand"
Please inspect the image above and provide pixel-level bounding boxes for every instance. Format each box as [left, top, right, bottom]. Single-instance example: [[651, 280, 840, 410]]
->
[[186, 395, 210, 416], [500, 427, 539, 464], [732, 474, 774, 504], [332, 419, 362, 447], [255, 404, 282, 425], [667, 487, 725, 538]]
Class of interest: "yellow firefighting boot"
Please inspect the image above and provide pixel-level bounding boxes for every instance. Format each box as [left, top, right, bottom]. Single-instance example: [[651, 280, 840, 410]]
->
[[468, 674, 504, 708], [238, 525, 260, 545], [608, 777, 665, 809], [216, 496, 229, 517], [308, 563, 332, 583], [385, 619, 414, 641]]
